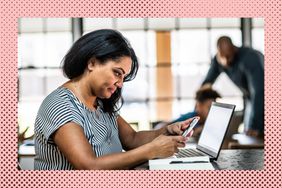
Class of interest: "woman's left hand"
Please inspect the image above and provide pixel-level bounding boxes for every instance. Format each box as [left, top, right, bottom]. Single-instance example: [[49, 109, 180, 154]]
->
[[166, 117, 199, 138]]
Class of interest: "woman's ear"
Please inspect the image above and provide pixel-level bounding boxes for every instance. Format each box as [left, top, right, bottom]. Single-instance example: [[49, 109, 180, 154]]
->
[[87, 58, 96, 72]]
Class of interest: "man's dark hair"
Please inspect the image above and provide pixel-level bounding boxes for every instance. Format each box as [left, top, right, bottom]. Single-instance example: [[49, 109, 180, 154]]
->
[[195, 87, 221, 103], [217, 36, 234, 48], [61, 29, 139, 115]]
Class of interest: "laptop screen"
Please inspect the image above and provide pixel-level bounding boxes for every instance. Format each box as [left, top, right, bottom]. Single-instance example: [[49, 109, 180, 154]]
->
[[197, 102, 235, 156]]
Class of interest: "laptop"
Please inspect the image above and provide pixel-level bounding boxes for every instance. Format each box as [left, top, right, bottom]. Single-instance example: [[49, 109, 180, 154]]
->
[[175, 102, 236, 161]]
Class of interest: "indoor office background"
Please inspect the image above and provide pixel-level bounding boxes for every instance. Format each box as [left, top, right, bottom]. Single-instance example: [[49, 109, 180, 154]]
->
[[18, 18, 264, 137]]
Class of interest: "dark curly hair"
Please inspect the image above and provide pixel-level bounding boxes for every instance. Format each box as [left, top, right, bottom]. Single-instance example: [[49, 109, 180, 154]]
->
[[61, 29, 139, 115], [195, 86, 221, 103]]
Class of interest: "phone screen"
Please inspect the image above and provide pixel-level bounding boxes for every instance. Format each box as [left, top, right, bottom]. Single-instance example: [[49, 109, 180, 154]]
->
[[182, 117, 199, 137]]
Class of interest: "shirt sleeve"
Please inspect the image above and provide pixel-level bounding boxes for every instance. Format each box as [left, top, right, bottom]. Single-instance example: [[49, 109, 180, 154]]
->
[[202, 56, 222, 85], [37, 94, 84, 143], [169, 111, 198, 124]]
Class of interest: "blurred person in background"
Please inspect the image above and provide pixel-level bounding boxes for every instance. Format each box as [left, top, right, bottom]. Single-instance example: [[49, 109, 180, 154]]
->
[[154, 86, 221, 138], [202, 36, 264, 137]]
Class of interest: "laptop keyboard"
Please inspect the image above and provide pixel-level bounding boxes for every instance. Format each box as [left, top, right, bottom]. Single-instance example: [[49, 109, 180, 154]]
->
[[175, 148, 206, 158]]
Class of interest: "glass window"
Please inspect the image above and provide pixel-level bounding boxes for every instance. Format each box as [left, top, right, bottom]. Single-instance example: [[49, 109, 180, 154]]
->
[[119, 102, 150, 130], [147, 99, 195, 125], [18, 69, 68, 99], [18, 68, 68, 138], [18, 33, 45, 68], [171, 19, 244, 118], [123, 67, 148, 101], [177, 66, 205, 98], [146, 31, 157, 66], [18, 18, 72, 68], [148, 18, 176, 30], [252, 28, 264, 53], [147, 67, 157, 99], [83, 18, 113, 32], [120, 30, 156, 66], [18, 18, 72, 137], [18, 18, 248, 133], [45, 32, 72, 67], [252, 18, 264, 28], [171, 29, 210, 64], [46, 18, 71, 32], [18, 99, 43, 137], [45, 69, 68, 94], [148, 100, 175, 122], [19, 18, 44, 33], [119, 30, 156, 103], [18, 69, 46, 99], [120, 30, 150, 66], [174, 99, 196, 117], [116, 18, 145, 30], [155, 66, 175, 98], [210, 18, 241, 28], [179, 18, 208, 28], [252, 18, 264, 54]]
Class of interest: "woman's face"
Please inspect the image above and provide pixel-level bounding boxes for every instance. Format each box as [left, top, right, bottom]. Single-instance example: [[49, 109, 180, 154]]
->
[[87, 56, 132, 99]]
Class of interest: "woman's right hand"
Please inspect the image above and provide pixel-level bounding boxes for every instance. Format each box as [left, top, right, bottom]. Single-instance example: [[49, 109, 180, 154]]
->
[[148, 135, 186, 159]]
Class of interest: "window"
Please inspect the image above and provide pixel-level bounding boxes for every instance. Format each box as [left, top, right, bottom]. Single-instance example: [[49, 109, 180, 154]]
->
[[18, 18, 263, 134], [171, 18, 243, 118], [18, 18, 72, 137], [252, 18, 264, 53]]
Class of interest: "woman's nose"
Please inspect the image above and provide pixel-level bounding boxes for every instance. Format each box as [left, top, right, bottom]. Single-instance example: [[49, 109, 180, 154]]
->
[[115, 80, 123, 88]]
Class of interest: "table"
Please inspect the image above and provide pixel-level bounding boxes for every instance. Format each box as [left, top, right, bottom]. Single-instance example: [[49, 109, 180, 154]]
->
[[18, 141, 35, 170], [212, 149, 264, 170], [18, 141, 264, 170], [135, 149, 264, 170]]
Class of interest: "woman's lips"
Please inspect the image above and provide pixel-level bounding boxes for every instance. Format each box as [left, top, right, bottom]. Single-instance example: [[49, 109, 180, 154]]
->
[[108, 88, 116, 94]]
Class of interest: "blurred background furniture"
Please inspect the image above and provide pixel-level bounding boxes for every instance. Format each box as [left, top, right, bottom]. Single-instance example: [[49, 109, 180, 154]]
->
[[18, 140, 35, 170]]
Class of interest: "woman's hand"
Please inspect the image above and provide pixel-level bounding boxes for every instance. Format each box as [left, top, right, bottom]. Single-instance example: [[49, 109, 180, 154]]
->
[[148, 135, 185, 159], [165, 117, 200, 138]]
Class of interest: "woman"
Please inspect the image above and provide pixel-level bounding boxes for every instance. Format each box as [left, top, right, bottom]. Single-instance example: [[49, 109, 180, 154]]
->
[[34, 29, 195, 170]]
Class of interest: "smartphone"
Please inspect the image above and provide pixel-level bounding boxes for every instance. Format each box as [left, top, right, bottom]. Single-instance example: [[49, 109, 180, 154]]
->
[[182, 117, 200, 137]]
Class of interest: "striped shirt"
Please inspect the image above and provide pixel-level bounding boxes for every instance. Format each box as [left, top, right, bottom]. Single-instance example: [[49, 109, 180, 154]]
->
[[34, 87, 123, 170]]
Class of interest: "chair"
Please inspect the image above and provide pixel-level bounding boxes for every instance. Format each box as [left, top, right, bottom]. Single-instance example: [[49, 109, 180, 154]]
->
[[225, 110, 244, 139], [228, 133, 264, 149]]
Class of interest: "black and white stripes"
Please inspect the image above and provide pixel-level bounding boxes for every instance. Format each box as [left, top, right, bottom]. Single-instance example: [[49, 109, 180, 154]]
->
[[34, 87, 123, 170]]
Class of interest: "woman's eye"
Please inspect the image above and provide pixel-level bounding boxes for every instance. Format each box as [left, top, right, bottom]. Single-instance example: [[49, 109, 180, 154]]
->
[[114, 70, 122, 77]]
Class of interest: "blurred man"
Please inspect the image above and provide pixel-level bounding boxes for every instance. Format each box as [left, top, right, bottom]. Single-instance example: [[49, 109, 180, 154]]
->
[[202, 36, 264, 137], [154, 86, 221, 137]]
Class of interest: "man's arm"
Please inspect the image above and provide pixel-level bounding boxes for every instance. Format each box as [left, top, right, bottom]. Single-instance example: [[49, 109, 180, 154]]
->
[[202, 57, 222, 85]]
